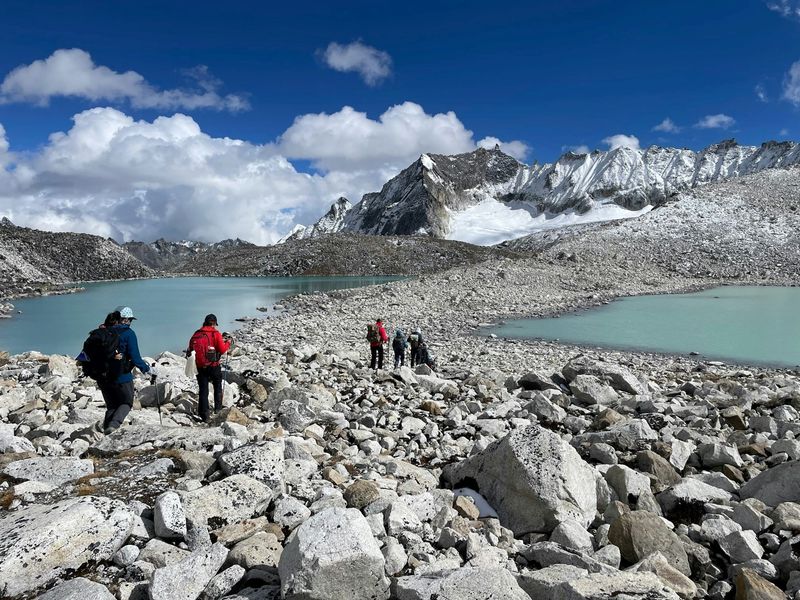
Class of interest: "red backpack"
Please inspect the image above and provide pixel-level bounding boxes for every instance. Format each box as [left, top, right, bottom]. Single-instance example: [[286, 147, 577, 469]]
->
[[189, 330, 220, 368]]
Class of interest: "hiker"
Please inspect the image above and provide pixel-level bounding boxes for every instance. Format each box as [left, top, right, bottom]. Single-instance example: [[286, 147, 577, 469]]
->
[[392, 329, 408, 368], [187, 314, 231, 422], [407, 329, 424, 367], [100, 311, 120, 328], [367, 318, 389, 369], [101, 306, 150, 434], [417, 341, 437, 370]]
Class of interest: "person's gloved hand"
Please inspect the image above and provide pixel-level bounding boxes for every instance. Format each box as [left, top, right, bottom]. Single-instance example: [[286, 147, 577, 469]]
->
[[148, 365, 158, 380]]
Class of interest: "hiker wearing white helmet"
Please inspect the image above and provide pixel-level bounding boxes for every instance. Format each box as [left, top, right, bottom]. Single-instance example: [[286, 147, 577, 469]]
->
[[99, 306, 150, 434]]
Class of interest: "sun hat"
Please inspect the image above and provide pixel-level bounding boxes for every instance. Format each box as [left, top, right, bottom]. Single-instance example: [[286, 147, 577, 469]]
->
[[115, 306, 137, 320]]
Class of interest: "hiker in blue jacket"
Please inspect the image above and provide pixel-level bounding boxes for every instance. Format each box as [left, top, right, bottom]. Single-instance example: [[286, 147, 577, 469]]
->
[[101, 306, 151, 434]]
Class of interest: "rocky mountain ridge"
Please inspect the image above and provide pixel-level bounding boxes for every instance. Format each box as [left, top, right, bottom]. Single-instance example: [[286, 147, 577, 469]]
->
[[0, 218, 153, 302], [123, 238, 256, 270], [176, 233, 523, 277], [302, 140, 800, 244]]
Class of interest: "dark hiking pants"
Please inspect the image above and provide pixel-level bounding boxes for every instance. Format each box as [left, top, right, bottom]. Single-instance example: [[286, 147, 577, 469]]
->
[[409, 346, 419, 367], [394, 350, 405, 368], [100, 380, 135, 430], [197, 365, 223, 420], [370, 345, 384, 370]]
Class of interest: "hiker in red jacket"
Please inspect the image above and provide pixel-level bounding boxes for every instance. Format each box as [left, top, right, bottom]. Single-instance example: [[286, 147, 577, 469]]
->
[[367, 318, 389, 369], [187, 314, 232, 422]]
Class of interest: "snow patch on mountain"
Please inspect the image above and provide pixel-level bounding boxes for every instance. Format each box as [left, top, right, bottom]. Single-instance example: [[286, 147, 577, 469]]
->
[[448, 199, 652, 246]]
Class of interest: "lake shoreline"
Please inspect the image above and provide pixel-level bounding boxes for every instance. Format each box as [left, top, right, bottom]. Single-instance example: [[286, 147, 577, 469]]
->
[[2, 263, 797, 371], [233, 256, 799, 377]]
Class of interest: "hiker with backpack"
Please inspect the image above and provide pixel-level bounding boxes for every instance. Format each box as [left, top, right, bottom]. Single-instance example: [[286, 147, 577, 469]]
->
[[367, 318, 389, 369], [80, 306, 151, 434], [416, 341, 437, 371], [407, 329, 424, 367], [187, 314, 231, 423], [392, 329, 408, 368]]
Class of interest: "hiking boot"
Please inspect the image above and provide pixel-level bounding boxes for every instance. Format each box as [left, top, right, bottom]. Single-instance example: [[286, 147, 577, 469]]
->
[[104, 425, 118, 435]]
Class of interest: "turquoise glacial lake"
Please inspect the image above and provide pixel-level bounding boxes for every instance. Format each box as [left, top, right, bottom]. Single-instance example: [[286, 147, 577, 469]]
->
[[493, 286, 800, 368], [0, 276, 395, 357]]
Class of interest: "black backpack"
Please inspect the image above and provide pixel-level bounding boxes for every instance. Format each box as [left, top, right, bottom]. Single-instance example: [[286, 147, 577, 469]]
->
[[80, 328, 124, 383]]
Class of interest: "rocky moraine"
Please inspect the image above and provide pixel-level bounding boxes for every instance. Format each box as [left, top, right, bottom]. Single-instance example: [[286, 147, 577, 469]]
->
[[0, 168, 799, 599]]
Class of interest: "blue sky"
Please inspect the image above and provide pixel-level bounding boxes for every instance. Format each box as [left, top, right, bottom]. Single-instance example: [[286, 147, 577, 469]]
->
[[0, 0, 798, 242]]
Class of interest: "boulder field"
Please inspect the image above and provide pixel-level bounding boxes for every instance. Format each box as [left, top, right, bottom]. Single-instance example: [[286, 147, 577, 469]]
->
[[1, 232, 799, 599]]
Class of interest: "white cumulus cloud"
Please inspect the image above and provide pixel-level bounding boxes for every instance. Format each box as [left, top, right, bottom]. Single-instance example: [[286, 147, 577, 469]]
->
[[755, 84, 769, 103], [561, 144, 591, 155], [652, 118, 680, 133], [278, 102, 526, 170], [0, 108, 363, 244], [694, 114, 736, 129], [476, 136, 529, 160], [783, 60, 800, 106], [320, 41, 392, 86], [602, 134, 640, 150], [766, 0, 800, 19], [0, 48, 248, 111], [0, 102, 529, 244]]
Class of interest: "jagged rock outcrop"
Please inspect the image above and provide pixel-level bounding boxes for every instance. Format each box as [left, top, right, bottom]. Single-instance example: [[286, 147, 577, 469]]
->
[[342, 147, 529, 238], [278, 197, 352, 243]]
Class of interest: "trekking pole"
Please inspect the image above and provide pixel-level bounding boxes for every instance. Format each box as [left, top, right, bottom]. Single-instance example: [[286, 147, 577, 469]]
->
[[221, 354, 230, 403], [151, 362, 163, 426]]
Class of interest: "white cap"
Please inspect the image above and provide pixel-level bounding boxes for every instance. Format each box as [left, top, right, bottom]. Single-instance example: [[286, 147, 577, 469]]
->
[[116, 306, 137, 320]]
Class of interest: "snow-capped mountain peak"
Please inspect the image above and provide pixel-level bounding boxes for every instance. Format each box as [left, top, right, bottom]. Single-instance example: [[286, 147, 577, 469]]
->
[[278, 197, 353, 244], [301, 139, 800, 245]]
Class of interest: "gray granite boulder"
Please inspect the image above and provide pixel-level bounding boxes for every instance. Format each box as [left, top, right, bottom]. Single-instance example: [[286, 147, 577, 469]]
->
[[554, 571, 681, 600], [36, 577, 116, 600], [517, 564, 590, 599], [217, 440, 286, 495], [154, 491, 187, 540], [442, 425, 597, 534], [0, 423, 35, 453], [0, 496, 133, 597], [608, 511, 690, 576], [3, 456, 93, 486], [179, 474, 273, 528], [394, 567, 530, 600], [658, 478, 733, 514], [278, 507, 390, 600], [149, 542, 228, 600], [740, 461, 800, 506]]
